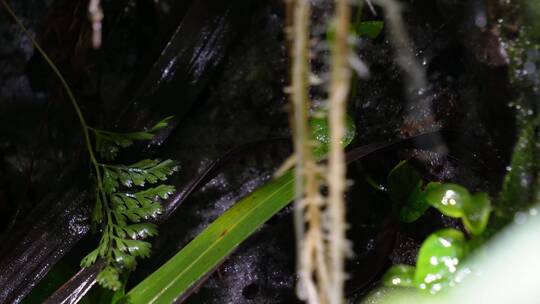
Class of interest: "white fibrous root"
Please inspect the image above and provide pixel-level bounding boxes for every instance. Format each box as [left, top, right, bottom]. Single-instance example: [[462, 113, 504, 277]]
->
[[326, 0, 351, 303], [288, 1, 326, 303], [285, 0, 352, 303], [88, 0, 103, 49]]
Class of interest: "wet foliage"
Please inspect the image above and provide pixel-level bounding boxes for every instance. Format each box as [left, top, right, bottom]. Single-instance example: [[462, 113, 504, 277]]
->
[[0, 0, 538, 303]]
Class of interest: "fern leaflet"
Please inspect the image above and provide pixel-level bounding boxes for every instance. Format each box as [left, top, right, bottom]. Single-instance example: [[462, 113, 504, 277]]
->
[[80, 118, 179, 290]]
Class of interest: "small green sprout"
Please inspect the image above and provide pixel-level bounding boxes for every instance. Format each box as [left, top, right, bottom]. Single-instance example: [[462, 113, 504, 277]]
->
[[384, 229, 468, 294], [383, 161, 492, 294], [310, 114, 356, 160]]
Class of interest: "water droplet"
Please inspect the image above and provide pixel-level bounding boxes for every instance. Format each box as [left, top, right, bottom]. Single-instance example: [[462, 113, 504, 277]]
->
[[514, 212, 528, 225], [524, 62, 536, 75], [475, 14, 487, 28]]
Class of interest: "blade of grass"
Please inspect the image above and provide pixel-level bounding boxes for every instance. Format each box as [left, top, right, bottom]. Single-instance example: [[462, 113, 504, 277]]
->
[[125, 134, 434, 303], [126, 170, 296, 303]]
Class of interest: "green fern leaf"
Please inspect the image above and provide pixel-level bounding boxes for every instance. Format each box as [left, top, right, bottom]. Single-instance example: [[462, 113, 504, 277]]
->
[[104, 160, 179, 189], [80, 248, 100, 268], [91, 117, 174, 160], [80, 116, 178, 291], [124, 223, 159, 239], [134, 184, 177, 200], [120, 205, 163, 222], [112, 187, 173, 221], [103, 169, 120, 193], [123, 239, 152, 258], [92, 194, 104, 227], [97, 266, 122, 291], [114, 250, 137, 271]]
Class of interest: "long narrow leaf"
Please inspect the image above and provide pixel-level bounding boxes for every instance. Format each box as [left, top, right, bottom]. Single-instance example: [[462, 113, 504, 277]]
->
[[126, 138, 401, 303], [126, 170, 295, 303]]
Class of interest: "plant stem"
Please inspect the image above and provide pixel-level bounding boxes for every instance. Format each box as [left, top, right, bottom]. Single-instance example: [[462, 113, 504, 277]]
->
[[1, 0, 100, 169], [1, 1, 110, 240]]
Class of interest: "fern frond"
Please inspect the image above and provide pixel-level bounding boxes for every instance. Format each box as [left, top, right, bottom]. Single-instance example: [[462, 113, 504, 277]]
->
[[81, 248, 100, 267], [91, 116, 174, 159], [83, 175, 176, 290], [2, 0, 178, 291], [112, 184, 176, 221], [96, 266, 122, 291], [103, 159, 179, 189], [80, 118, 178, 291]]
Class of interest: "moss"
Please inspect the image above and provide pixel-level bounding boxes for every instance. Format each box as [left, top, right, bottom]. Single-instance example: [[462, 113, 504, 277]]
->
[[523, 0, 540, 38]]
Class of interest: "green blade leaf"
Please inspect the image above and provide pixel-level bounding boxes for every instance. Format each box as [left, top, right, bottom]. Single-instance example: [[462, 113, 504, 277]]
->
[[147, 116, 175, 132], [495, 117, 540, 219], [126, 170, 296, 303]]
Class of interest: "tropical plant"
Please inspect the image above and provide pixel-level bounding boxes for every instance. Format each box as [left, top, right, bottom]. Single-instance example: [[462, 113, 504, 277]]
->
[[0, 0, 179, 291]]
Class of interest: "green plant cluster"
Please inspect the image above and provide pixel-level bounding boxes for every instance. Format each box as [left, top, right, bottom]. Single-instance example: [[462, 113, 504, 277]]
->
[[382, 228, 468, 294], [124, 115, 358, 302], [382, 161, 492, 294], [0, 0, 180, 291], [80, 118, 179, 291], [373, 107, 540, 300]]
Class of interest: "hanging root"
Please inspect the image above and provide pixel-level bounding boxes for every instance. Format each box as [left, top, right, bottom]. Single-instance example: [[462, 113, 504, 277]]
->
[[372, 0, 447, 153], [365, 0, 377, 15], [371, 0, 426, 91], [326, 0, 351, 303], [287, 0, 325, 302], [285, 0, 353, 303], [88, 0, 103, 49]]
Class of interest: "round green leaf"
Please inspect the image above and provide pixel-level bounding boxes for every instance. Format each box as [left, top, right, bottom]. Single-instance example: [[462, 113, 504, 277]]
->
[[382, 264, 416, 288], [310, 114, 356, 160], [424, 183, 470, 218], [415, 228, 467, 294]]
